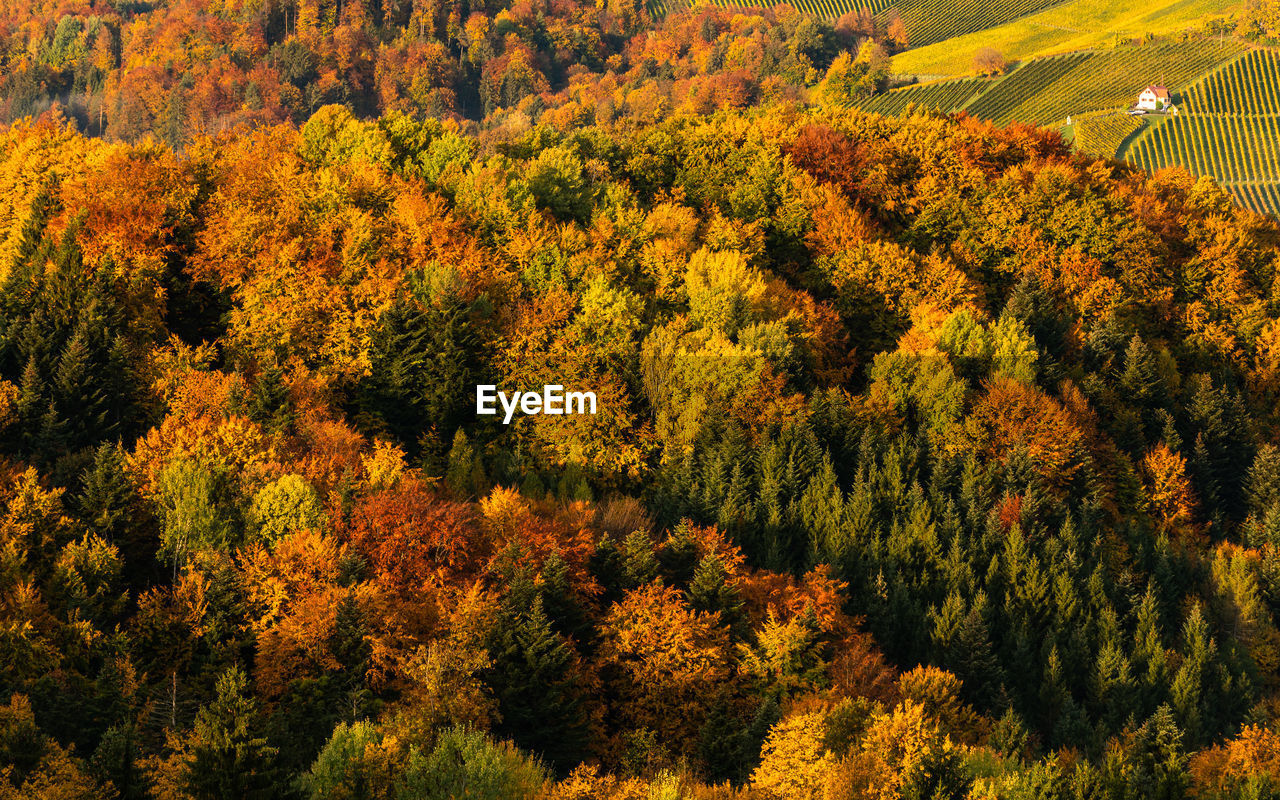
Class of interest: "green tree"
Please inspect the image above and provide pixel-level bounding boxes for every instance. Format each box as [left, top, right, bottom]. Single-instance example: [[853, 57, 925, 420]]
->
[[301, 720, 390, 800], [395, 726, 547, 800], [247, 474, 325, 545], [486, 596, 589, 772], [183, 666, 282, 800], [156, 458, 240, 577], [77, 442, 156, 588], [353, 298, 479, 468]]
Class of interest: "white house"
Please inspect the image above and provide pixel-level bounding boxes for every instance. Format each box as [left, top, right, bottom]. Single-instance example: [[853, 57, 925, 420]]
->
[[1136, 85, 1171, 111]]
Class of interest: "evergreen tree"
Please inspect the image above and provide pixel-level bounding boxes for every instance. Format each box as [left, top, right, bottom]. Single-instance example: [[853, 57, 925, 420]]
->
[[91, 723, 146, 800], [1132, 586, 1169, 712], [77, 443, 156, 587], [657, 523, 700, 587], [949, 597, 1006, 712], [183, 666, 282, 800], [353, 298, 480, 468], [1108, 704, 1188, 800], [248, 363, 295, 436], [1246, 444, 1280, 519], [1170, 604, 1210, 746], [687, 553, 746, 638], [621, 529, 659, 588], [444, 429, 486, 499], [486, 596, 589, 773], [1120, 335, 1162, 410]]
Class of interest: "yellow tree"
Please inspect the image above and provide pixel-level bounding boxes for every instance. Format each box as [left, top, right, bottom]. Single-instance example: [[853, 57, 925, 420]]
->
[[596, 582, 731, 752], [751, 710, 835, 800]]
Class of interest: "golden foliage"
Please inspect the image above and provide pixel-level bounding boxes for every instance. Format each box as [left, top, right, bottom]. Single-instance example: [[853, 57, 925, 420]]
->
[[751, 711, 835, 800]]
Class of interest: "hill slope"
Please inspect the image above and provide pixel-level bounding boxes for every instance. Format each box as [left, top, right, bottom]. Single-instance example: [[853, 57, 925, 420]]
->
[[891, 0, 1072, 48], [891, 0, 1240, 76], [1124, 48, 1280, 214]]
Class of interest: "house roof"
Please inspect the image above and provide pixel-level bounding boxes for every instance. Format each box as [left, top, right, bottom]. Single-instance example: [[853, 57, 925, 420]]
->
[[1143, 85, 1171, 100]]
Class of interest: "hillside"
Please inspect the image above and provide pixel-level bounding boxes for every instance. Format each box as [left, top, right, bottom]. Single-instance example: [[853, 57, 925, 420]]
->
[[856, 74, 992, 113], [853, 41, 1243, 126], [891, 0, 1071, 48], [649, 0, 889, 20], [6, 96, 1280, 799], [1123, 48, 1280, 215], [10, 0, 1280, 797], [890, 0, 1241, 77]]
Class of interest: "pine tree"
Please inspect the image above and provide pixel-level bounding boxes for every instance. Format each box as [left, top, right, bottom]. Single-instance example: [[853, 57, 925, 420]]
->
[[1120, 335, 1161, 408], [950, 597, 1006, 713], [1170, 604, 1210, 745], [444, 429, 485, 499], [1187, 378, 1255, 524], [589, 535, 626, 606], [800, 455, 845, 572], [77, 442, 156, 588], [1132, 586, 1169, 712], [1246, 444, 1280, 518], [248, 363, 294, 436], [1120, 705, 1188, 800], [354, 298, 479, 467], [4, 181, 57, 285], [537, 550, 589, 642], [657, 522, 699, 587], [183, 666, 281, 800], [621, 529, 658, 588], [687, 553, 746, 638], [1090, 642, 1137, 733], [487, 596, 589, 773], [331, 593, 372, 682], [91, 723, 145, 800]]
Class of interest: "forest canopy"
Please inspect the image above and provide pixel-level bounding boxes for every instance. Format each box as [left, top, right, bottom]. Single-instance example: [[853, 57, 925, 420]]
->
[[5, 2, 1280, 799]]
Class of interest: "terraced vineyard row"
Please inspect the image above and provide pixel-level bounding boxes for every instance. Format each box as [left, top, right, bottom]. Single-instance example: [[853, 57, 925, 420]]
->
[[1127, 114, 1280, 184], [1184, 49, 1280, 116], [1074, 111, 1143, 158], [645, 0, 888, 19], [969, 42, 1244, 126], [856, 77, 990, 115], [1226, 183, 1280, 216], [894, 0, 1070, 48], [964, 52, 1091, 122]]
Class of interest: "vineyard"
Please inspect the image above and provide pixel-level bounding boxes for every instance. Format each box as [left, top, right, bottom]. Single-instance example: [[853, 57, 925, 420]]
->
[[1073, 111, 1144, 158], [645, 0, 887, 19], [1226, 183, 1280, 216], [889, 0, 1239, 77], [1127, 114, 1280, 182], [963, 52, 1091, 121], [855, 76, 990, 114], [1183, 48, 1280, 115], [1119, 49, 1280, 216], [892, 0, 1070, 48], [966, 42, 1243, 125]]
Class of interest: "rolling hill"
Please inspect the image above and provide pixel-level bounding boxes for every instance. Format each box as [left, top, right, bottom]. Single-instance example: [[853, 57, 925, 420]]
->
[[889, 0, 1241, 77], [1122, 48, 1280, 214]]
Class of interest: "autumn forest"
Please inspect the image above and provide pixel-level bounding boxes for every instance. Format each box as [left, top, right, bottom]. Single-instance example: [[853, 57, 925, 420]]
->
[[3, 0, 1280, 799]]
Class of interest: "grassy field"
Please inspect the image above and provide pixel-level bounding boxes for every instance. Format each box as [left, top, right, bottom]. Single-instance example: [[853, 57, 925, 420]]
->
[[964, 41, 1242, 125], [854, 76, 992, 114], [890, 0, 1241, 77]]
